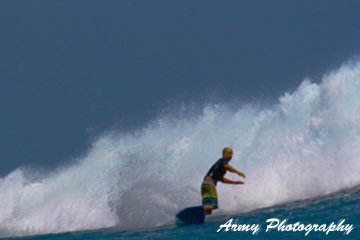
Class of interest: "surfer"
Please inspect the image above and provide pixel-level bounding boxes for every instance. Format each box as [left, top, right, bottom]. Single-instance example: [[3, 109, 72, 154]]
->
[[201, 147, 246, 214]]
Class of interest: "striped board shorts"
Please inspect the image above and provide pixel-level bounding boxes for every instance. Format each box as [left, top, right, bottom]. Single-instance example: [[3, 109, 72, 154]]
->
[[201, 183, 218, 209]]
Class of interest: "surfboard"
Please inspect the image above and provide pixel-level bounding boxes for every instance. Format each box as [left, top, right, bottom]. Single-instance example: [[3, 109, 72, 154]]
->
[[175, 206, 205, 225]]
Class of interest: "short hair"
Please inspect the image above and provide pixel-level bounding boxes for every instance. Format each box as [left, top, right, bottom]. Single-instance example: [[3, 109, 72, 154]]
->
[[222, 147, 232, 155]]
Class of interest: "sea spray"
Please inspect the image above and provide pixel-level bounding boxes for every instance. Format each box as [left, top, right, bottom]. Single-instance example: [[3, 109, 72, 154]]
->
[[1, 61, 360, 237]]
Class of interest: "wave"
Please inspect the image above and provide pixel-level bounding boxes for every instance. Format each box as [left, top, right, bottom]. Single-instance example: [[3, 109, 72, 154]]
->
[[1, 60, 360, 237]]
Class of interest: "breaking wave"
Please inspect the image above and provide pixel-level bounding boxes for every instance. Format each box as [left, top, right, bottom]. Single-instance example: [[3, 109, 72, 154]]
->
[[1, 61, 360, 237]]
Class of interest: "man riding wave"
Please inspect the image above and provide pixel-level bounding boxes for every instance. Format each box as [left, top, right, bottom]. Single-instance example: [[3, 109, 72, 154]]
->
[[201, 147, 246, 214]]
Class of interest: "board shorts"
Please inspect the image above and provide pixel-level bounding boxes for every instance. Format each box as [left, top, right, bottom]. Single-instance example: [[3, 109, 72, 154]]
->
[[201, 183, 218, 209]]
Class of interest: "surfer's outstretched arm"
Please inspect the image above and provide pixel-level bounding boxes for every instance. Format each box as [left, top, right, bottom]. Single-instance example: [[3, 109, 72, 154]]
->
[[225, 164, 246, 178], [221, 177, 244, 185]]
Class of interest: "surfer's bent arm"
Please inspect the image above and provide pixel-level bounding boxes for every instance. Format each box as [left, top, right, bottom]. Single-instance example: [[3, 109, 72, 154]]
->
[[221, 177, 244, 184], [225, 164, 246, 178]]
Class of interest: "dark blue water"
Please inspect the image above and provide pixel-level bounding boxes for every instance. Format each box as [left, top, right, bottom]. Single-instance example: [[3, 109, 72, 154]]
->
[[1, 62, 360, 239], [6, 186, 359, 240]]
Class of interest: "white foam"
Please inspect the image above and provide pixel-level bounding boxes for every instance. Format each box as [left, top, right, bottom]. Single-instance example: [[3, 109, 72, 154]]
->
[[1, 61, 360, 237]]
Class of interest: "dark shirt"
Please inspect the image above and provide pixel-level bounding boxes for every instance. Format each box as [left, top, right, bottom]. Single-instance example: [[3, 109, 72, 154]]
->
[[204, 158, 229, 185]]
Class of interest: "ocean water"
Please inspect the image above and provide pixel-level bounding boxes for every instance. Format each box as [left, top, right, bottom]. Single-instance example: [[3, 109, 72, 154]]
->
[[7, 186, 359, 240], [1, 61, 360, 239]]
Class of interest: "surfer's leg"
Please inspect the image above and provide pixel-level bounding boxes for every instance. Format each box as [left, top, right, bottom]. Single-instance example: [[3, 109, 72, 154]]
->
[[204, 205, 213, 215], [201, 184, 218, 214]]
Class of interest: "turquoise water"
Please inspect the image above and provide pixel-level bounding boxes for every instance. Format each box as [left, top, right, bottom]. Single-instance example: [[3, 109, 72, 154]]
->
[[1, 62, 360, 239], [5, 186, 359, 240]]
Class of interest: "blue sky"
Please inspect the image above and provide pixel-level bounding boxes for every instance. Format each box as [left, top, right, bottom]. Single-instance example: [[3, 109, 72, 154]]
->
[[1, 0, 360, 176]]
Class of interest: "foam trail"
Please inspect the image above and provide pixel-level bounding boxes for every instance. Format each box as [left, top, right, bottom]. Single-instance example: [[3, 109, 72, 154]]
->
[[1, 61, 360, 237]]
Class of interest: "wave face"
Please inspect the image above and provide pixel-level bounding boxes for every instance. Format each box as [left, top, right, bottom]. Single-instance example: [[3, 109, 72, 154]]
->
[[1, 61, 360, 237]]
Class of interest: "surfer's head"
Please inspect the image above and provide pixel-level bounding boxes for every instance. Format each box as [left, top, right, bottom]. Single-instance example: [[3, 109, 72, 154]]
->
[[222, 147, 233, 161]]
